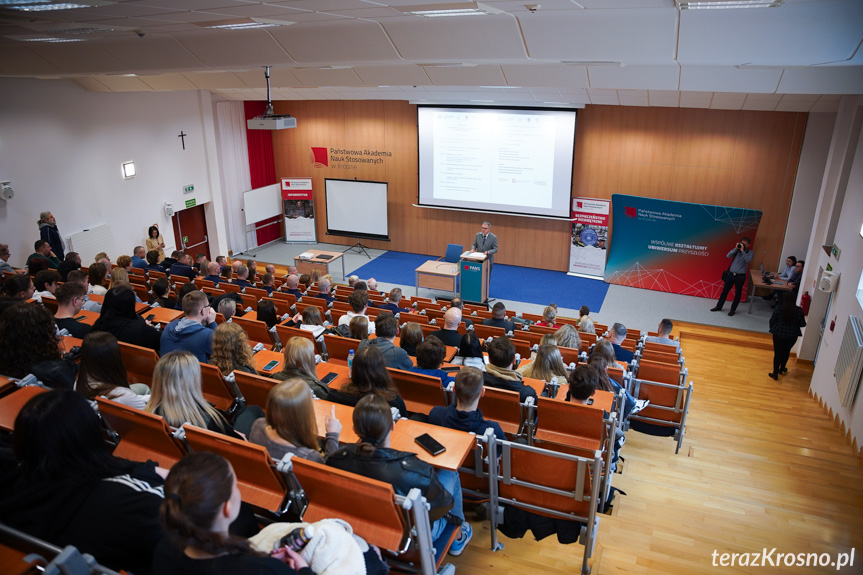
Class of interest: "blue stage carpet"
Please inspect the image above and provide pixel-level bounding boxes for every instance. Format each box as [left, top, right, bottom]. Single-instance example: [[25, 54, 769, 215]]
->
[[349, 251, 609, 311]]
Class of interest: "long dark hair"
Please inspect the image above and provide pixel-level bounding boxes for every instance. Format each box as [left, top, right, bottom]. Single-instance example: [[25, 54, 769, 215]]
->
[[75, 331, 131, 399], [780, 292, 797, 324], [256, 299, 278, 329], [94, 284, 140, 326], [353, 394, 393, 455], [343, 345, 398, 401], [0, 302, 60, 378], [13, 390, 134, 481], [150, 278, 173, 307], [161, 452, 258, 557], [458, 331, 483, 358], [586, 354, 615, 393]]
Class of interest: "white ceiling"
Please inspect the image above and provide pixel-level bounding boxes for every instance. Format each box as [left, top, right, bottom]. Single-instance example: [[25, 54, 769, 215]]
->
[[1, 0, 861, 111]]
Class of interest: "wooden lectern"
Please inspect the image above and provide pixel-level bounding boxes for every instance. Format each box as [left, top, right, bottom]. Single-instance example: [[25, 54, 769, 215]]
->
[[460, 252, 489, 304]]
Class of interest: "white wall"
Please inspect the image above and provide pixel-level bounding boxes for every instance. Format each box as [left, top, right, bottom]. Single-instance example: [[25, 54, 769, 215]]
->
[[801, 95, 863, 453], [0, 78, 227, 266]]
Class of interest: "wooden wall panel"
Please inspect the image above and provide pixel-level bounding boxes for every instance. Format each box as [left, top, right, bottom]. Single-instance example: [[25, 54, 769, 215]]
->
[[269, 101, 805, 273]]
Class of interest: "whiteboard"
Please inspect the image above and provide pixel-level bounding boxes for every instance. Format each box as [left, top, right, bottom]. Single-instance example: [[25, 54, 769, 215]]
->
[[243, 183, 282, 226], [68, 224, 116, 266], [325, 179, 389, 242]]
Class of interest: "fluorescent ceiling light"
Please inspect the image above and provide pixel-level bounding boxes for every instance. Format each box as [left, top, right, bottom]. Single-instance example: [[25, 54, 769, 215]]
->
[[16, 36, 85, 42], [677, 0, 785, 8], [41, 26, 115, 34], [197, 17, 295, 30], [122, 161, 136, 179], [561, 61, 622, 67], [0, 0, 53, 5], [396, 2, 503, 17], [9, 2, 90, 9]]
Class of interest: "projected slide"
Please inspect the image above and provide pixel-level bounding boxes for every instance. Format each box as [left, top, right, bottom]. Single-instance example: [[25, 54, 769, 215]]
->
[[419, 106, 576, 219]]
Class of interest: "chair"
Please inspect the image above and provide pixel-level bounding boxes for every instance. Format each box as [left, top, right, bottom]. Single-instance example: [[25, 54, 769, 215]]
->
[[261, 297, 294, 316], [181, 425, 294, 516], [512, 329, 544, 347], [472, 324, 505, 341], [233, 370, 280, 409], [275, 324, 318, 353], [476, 386, 527, 437], [532, 397, 607, 452], [96, 397, 188, 468], [441, 243, 462, 263], [239, 293, 258, 311], [387, 368, 448, 415], [529, 324, 557, 335], [220, 282, 241, 294], [233, 316, 276, 349], [300, 295, 328, 310], [295, 301, 325, 319], [244, 286, 268, 300], [118, 341, 159, 385], [198, 362, 237, 411], [323, 334, 362, 365], [270, 291, 297, 305], [196, 278, 215, 289], [638, 348, 681, 366], [635, 359, 686, 386], [132, 283, 150, 303], [40, 297, 58, 315], [628, 376, 693, 454]]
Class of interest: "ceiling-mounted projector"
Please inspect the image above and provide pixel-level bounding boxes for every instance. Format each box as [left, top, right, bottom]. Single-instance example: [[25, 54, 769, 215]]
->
[[247, 65, 297, 131]]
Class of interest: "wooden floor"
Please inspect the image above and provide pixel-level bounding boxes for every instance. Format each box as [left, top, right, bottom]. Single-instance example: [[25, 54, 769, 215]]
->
[[449, 322, 863, 574]]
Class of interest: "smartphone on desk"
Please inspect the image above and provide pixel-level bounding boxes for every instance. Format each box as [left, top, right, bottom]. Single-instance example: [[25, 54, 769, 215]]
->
[[145, 314, 156, 322], [320, 372, 338, 385], [262, 359, 280, 372], [415, 433, 446, 456]]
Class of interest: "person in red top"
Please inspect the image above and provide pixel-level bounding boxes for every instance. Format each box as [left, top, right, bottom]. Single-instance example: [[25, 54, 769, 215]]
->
[[535, 305, 559, 328]]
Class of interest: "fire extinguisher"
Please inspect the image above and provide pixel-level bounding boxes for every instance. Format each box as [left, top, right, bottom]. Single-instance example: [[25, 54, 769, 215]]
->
[[801, 291, 811, 316]]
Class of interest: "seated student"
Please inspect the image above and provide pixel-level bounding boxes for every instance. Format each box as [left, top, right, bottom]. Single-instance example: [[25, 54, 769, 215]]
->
[[337, 290, 375, 334], [299, 274, 311, 291], [326, 394, 472, 555], [482, 302, 516, 333], [116, 255, 133, 273], [517, 343, 568, 382], [450, 332, 486, 370], [27, 256, 50, 278], [411, 336, 456, 388], [153, 452, 311, 575], [87, 262, 109, 296], [161, 290, 217, 362], [146, 351, 245, 439], [349, 315, 370, 340], [483, 337, 537, 404], [399, 322, 424, 357], [149, 277, 177, 309], [284, 306, 327, 339], [377, 287, 412, 314], [249, 378, 341, 463], [169, 252, 197, 281], [26, 240, 60, 269], [66, 270, 102, 312], [110, 269, 143, 303], [427, 307, 463, 347], [57, 251, 82, 281], [210, 322, 257, 376], [357, 313, 413, 371], [131, 245, 148, 270], [327, 345, 407, 418], [577, 305, 595, 334], [273, 337, 330, 400], [232, 265, 254, 289], [586, 354, 647, 418], [174, 282, 199, 311], [553, 323, 582, 352], [76, 331, 150, 410], [565, 364, 625, 467], [607, 323, 635, 364], [92, 284, 161, 353], [535, 305, 559, 328], [32, 269, 61, 302], [2, 274, 34, 300], [592, 338, 628, 372], [0, 301, 74, 388], [282, 275, 304, 298], [316, 277, 335, 303], [203, 261, 222, 285], [446, 297, 473, 329], [429, 366, 505, 441], [220, 265, 233, 284], [644, 318, 680, 351], [54, 281, 92, 338], [145, 249, 166, 274], [0, 390, 164, 575], [256, 299, 280, 331], [260, 272, 276, 296]]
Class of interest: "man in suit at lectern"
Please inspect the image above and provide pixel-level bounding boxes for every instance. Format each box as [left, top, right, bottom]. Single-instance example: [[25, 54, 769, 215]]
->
[[472, 221, 498, 271]]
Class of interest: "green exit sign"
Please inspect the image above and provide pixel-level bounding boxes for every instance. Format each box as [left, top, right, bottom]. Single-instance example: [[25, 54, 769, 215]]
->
[[183, 184, 194, 193], [184, 198, 196, 209]]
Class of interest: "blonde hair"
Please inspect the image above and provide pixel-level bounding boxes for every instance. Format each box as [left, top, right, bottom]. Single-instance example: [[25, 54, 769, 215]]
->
[[210, 323, 254, 375], [146, 351, 227, 432], [266, 379, 320, 452], [521, 344, 568, 382], [281, 337, 317, 380], [109, 267, 129, 291], [542, 305, 557, 324], [578, 316, 596, 334], [554, 324, 582, 350]]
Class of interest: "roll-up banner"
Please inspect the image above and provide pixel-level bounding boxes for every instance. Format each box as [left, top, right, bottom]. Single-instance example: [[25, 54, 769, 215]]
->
[[282, 178, 317, 243], [568, 198, 610, 279], [605, 194, 762, 300]]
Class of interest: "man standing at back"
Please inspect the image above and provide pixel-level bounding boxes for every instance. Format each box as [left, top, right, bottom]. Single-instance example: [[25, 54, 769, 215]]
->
[[160, 290, 217, 361], [711, 236, 754, 317], [38, 211, 64, 260], [471, 221, 498, 271]]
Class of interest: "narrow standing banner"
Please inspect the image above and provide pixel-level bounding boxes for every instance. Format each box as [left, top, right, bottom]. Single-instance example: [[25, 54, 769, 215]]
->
[[568, 198, 610, 278], [281, 178, 317, 243]]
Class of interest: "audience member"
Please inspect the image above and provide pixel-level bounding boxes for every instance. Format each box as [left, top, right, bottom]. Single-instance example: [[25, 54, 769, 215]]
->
[[92, 284, 161, 352], [592, 338, 628, 372], [447, 297, 473, 328], [644, 318, 680, 350], [283, 274, 303, 298], [299, 273, 311, 290], [232, 265, 253, 289], [260, 273, 275, 296], [428, 307, 463, 347], [577, 305, 595, 334], [57, 251, 82, 280], [357, 313, 413, 370], [378, 287, 412, 314], [54, 282, 92, 338], [32, 269, 61, 301], [193, 253, 207, 274], [287, 306, 327, 338], [3, 274, 34, 300], [483, 302, 515, 332], [215, 255, 228, 268], [210, 322, 257, 376], [366, 277, 381, 295], [75, 331, 150, 409], [220, 265, 233, 284], [67, 270, 102, 312], [411, 336, 455, 387], [587, 354, 647, 418], [553, 323, 582, 351], [161, 290, 217, 361], [249, 379, 341, 464], [536, 305, 559, 328], [27, 256, 50, 277], [349, 315, 369, 340], [217, 297, 237, 322], [131, 246, 148, 270], [0, 302, 65, 383], [116, 254, 133, 273], [37, 211, 64, 259], [26, 240, 59, 269], [109, 269, 142, 302], [0, 243, 16, 274], [451, 332, 486, 369], [87, 262, 109, 296], [149, 277, 177, 309], [0, 390, 164, 574], [316, 277, 335, 303], [256, 299, 279, 330], [399, 322, 424, 356], [483, 337, 537, 403], [347, 275, 358, 287], [338, 290, 375, 334], [517, 344, 568, 382], [146, 249, 166, 274], [286, 265, 299, 277], [429, 366, 505, 440], [326, 394, 471, 553], [353, 280, 367, 292], [201, 261, 221, 285], [273, 337, 329, 400], [170, 252, 197, 281], [146, 224, 166, 261], [607, 322, 635, 363], [327, 345, 407, 417], [265, 263, 276, 274]]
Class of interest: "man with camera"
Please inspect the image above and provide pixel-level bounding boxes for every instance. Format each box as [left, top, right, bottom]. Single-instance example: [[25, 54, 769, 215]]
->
[[711, 237, 754, 317]]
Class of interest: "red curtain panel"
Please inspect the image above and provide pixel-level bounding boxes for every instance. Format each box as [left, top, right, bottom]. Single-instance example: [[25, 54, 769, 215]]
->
[[244, 101, 280, 245]]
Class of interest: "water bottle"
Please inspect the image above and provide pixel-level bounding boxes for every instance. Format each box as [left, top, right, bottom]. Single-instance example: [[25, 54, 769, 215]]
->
[[279, 525, 315, 552], [347, 349, 354, 377]]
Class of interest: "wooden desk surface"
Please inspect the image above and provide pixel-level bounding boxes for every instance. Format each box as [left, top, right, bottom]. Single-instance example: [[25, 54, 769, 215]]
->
[[142, 307, 183, 325], [254, 349, 283, 374], [296, 250, 344, 264], [72, 309, 100, 326], [59, 336, 83, 353], [0, 386, 48, 432], [312, 399, 474, 471], [750, 270, 793, 291], [415, 260, 459, 277]]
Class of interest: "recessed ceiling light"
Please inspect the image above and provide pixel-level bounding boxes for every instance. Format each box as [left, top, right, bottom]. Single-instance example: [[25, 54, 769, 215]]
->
[[41, 26, 115, 34], [197, 17, 295, 30], [6, 0, 113, 10], [395, 2, 504, 17], [122, 161, 136, 179], [676, 0, 785, 9]]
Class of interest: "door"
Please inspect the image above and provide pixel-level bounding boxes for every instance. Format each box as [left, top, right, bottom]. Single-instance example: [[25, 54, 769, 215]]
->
[[171, 204, 210, 260]]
